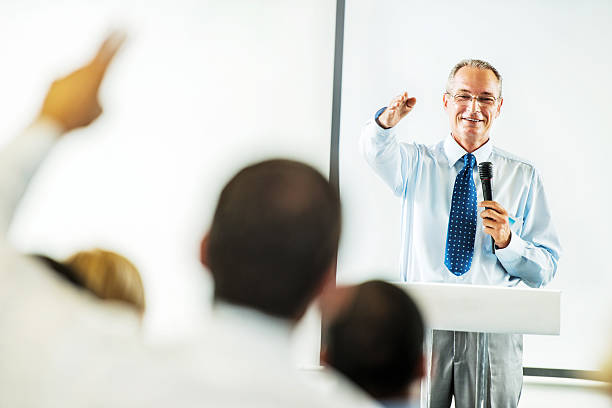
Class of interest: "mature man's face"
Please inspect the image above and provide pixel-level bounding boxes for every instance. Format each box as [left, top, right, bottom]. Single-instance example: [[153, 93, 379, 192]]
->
[[443, 66, 503, 146]]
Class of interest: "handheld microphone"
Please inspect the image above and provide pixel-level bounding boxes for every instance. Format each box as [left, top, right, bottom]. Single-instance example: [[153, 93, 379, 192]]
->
[[478, 162, 495, 253]]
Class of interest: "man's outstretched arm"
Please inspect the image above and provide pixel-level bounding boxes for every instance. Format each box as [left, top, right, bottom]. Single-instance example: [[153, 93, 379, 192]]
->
[[360, 92, 418, 197], [0, 32, 125, 238]]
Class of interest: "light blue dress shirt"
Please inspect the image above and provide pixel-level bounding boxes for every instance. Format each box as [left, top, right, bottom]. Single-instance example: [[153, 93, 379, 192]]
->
[[361, 119, 562, 288]]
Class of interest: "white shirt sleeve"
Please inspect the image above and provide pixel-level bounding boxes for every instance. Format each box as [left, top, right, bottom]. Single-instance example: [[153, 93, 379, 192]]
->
[[360, 118, 417, 197], [494, 169, 562, 287], [0, 118, 62, 240]]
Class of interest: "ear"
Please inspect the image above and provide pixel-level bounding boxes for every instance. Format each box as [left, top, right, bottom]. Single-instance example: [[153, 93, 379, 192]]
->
[[320, 346, 329, 366], [495, 97, 503, 118], [293, 259, 338, 322], [416, 353, 427, 380], [320, 260, 337, 295], [200, 232, 210, 268], [442, 92, 450, 110]]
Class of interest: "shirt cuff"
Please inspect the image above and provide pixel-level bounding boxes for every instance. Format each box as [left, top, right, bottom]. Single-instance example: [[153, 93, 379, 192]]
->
[[365, 118, 395, 144], [374, 106, 391, 129], [494, 231, 526, 265], [28, 117, 65, 141]]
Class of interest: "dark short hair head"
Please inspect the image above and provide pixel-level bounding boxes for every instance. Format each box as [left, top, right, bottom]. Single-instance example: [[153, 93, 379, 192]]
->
[[206, 159, 341, 319], [325, 280, 425, 400]]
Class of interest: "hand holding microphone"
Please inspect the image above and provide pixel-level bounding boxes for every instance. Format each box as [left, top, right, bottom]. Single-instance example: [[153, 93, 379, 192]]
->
[[478, 162, 511, 251]]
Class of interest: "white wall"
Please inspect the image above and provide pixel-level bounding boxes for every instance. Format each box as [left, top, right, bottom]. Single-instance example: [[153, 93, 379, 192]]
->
[[337, 0, 612, 371], [0, 0, 335, 355]]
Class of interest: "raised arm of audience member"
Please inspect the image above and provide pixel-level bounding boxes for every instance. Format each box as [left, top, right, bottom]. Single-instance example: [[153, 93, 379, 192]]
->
[[0, 33, 150, 408], [0, 33, 147, 316], [0, 32, 125, 239]]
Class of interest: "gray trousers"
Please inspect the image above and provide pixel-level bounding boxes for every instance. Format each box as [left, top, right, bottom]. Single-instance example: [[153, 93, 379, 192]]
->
[[428, 330, 523, 408]]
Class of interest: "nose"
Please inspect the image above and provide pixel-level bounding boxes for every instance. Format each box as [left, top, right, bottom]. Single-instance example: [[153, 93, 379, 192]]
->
[[466, 96, 480, 113]]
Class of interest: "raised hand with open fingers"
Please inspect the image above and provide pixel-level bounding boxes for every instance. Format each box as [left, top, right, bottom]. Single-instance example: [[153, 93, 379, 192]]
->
[[378, 92, 417, 129]]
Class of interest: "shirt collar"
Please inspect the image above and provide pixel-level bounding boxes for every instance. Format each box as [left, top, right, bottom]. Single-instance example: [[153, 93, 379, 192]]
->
[[443, 134, 493, 168], [211, 300, 294, 343]]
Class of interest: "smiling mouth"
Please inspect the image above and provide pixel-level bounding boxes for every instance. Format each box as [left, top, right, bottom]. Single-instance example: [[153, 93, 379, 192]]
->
[[462, 117, 483, 123]]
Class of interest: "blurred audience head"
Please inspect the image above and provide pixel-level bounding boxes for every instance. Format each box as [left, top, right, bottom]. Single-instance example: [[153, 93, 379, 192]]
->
[[35, 249, 145, 315], [201, 159, 341, 321], [321, 280, 425, 402]]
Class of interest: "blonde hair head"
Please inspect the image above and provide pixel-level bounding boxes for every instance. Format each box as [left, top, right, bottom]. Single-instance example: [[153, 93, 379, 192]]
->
[[65, 249, 146, 315]]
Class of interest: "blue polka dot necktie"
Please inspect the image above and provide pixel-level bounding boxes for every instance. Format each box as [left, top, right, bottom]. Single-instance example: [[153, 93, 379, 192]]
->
[[445, 153, 477, 276]]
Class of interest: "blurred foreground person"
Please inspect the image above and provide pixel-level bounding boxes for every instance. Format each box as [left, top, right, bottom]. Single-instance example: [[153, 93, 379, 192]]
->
[[0, 33, 147, 407], [321, 280, 425, 408], [34, 248, 146, 316], [140, 160, 377, 407]]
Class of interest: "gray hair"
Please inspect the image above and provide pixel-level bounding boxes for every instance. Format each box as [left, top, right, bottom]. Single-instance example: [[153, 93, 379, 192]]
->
[[446, 59, 503, 97]]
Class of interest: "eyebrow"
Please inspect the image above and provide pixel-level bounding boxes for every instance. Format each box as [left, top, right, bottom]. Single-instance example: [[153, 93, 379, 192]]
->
[[456, 88, 497, 96]]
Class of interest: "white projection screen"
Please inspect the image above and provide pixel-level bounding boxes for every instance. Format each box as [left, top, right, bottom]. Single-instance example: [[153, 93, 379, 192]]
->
[[336, 0, 612, 371], [0, 0, 335, 361]]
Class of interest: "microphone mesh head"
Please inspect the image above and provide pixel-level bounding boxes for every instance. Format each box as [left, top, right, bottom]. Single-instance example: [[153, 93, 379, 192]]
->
[[478, 162, 494, 180]]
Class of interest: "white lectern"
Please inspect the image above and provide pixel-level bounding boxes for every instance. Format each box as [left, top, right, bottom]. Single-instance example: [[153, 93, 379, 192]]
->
[[396, 282, 561, 408]]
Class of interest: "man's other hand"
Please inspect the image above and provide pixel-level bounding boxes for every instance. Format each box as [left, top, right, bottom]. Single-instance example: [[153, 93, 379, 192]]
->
[[38, 31, 126, 133], [378, 92, 416, 128], [479, 201, 511, 249]]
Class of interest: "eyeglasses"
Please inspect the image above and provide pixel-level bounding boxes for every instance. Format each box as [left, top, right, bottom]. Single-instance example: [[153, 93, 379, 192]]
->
[[445, 92, 500, 107]]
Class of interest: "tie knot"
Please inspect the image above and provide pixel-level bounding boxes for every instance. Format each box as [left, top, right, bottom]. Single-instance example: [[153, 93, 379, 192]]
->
[[464, 153, 476, 169]]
